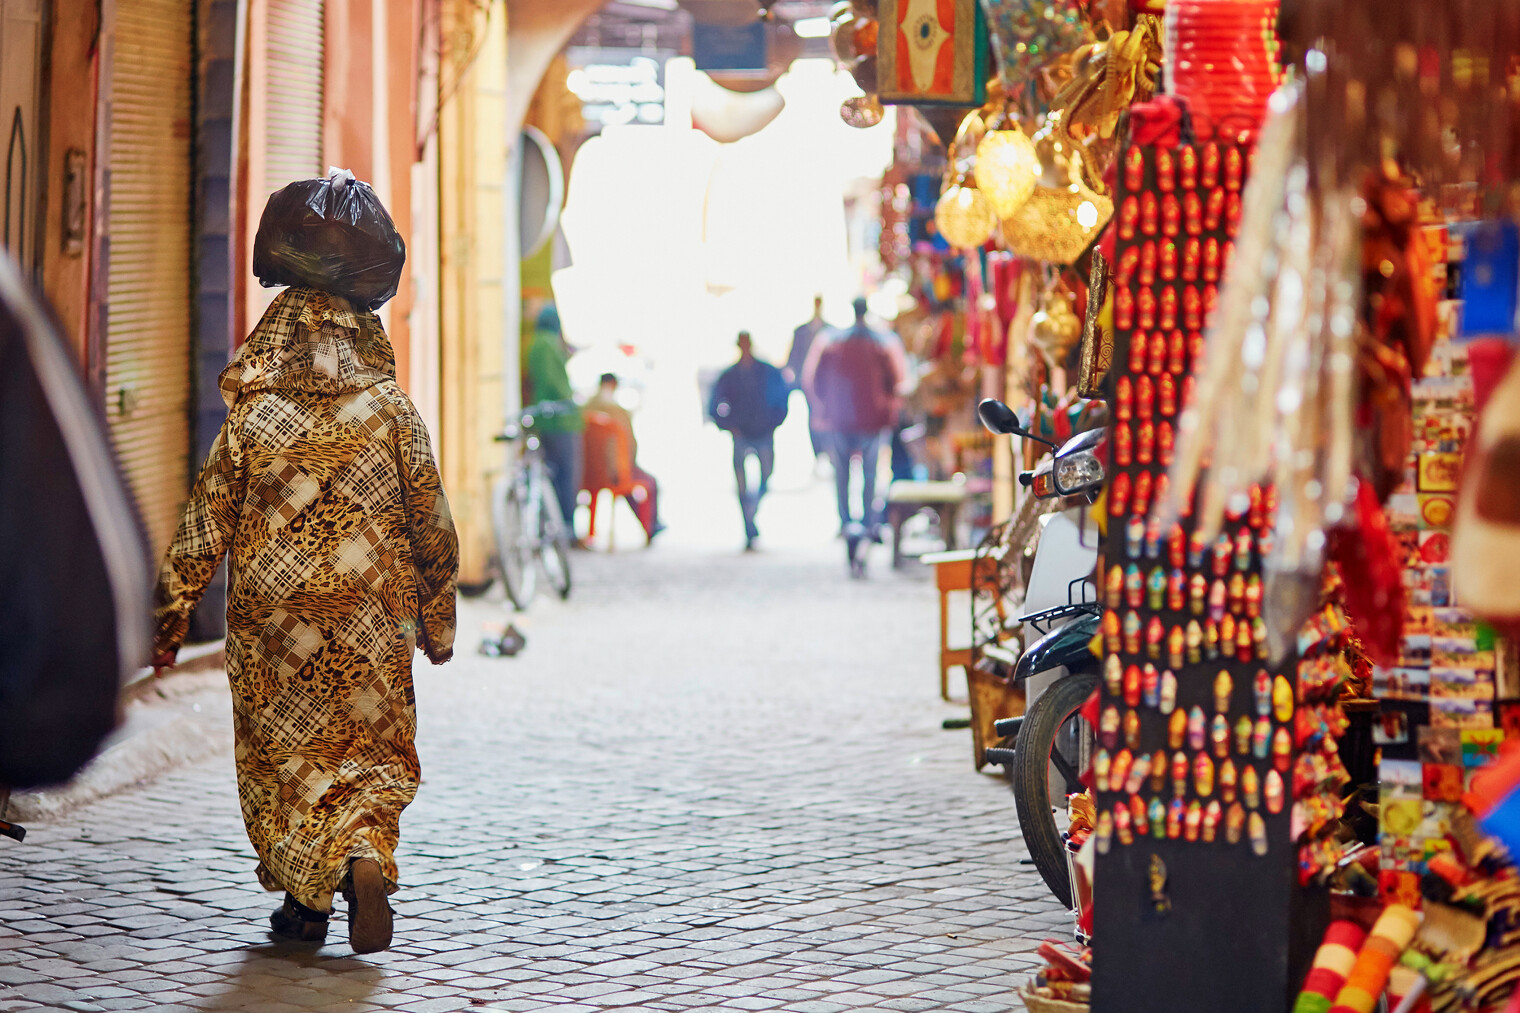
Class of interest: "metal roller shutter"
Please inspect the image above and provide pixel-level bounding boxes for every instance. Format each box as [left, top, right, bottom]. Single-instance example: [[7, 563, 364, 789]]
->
[[249, 0, 324, 322], [105, 0, 194, 558]]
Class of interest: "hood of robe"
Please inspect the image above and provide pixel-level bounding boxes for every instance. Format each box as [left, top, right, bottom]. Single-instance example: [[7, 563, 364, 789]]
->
[[219, 287, 397, 407]]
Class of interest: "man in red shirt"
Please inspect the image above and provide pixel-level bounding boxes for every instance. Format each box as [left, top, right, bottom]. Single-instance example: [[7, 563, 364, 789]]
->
[[804, 297, 905, 537]]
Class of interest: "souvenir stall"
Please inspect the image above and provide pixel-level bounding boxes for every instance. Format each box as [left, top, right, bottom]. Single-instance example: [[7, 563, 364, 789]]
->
[[841, 0, 1520, 1010]]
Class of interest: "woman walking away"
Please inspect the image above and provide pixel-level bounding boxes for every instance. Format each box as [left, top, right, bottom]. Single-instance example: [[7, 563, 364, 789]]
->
[[152, 281, 458, 952]]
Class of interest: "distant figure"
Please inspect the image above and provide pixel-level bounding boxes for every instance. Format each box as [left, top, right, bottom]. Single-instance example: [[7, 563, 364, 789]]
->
[[584, 373, 664, 543], [784, 294, 829, 459], [524, 305, 585, 533], [805, 296, 905, 536], [708, 331, 789, 550]]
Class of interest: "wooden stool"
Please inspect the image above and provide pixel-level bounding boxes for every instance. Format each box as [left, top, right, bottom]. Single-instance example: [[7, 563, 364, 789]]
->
[[921, 547, 999, 702], [886, 479, 970, 568]]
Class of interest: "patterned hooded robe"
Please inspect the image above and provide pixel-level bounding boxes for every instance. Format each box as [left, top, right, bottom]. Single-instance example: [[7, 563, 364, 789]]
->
[[153, 288, 458, 911]]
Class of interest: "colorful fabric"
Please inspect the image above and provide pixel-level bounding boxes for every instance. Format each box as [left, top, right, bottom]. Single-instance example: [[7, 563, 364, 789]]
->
[[1330, 905, 1421, 1013], [1293, 920, 1368, 1013], [154, 287, 458, 912]]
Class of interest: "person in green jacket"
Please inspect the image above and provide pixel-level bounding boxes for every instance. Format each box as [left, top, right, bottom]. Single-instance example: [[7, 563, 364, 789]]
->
[[524, 305, 584, 530]]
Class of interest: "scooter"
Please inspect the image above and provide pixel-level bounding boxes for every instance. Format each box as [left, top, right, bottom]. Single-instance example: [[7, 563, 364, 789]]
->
[[976, 398, 1105, 909]]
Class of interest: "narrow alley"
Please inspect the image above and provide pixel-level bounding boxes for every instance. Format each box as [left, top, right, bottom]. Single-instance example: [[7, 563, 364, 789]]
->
[[0, 533, 1061, 1013]]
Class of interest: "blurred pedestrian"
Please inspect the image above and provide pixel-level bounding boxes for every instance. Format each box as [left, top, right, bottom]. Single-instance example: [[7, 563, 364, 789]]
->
[[0, 252, 150, 792], [805, 297, 905, 537], [584, 373, 664, 543], [708, 331, 789, 550], [152, 286, 458, 954], [784, 294, 829, 460], [525, 305, 585, 535]]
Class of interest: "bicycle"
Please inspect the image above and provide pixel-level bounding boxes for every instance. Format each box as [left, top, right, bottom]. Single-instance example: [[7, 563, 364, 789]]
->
[[490, 401, 575, 610]]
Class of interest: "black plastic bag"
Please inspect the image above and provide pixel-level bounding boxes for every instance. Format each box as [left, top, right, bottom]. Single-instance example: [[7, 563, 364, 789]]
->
[[252, 168, 405, 311]]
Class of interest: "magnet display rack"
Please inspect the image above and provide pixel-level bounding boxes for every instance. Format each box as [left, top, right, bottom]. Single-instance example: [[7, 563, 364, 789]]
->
[[1090, 123, 1326, 1013]]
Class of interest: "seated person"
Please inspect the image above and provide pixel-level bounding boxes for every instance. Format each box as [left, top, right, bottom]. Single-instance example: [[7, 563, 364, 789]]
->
[[584, 373, 664, 543]]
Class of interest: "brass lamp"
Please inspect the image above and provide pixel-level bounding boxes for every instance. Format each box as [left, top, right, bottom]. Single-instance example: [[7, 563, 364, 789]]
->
[[1001, 117, 1112, 264], [974, 118, 1040, 218], [935, 184, 999, 249]]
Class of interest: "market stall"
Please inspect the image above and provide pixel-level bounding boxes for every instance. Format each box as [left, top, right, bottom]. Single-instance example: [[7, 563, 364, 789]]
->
[[831, 0, 1520, 1009]]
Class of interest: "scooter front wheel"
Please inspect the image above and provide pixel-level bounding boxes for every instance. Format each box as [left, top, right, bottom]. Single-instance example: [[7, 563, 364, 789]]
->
[[1011, 668, 1099, 909]]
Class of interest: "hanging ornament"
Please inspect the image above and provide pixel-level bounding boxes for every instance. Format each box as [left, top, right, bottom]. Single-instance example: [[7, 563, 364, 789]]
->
[[980, 0, 1089, 114], [976, 127, 1040, 219], [935, 184, 998, 249], [1001, 116, 1113, 264], [840, 95, 885, 128]]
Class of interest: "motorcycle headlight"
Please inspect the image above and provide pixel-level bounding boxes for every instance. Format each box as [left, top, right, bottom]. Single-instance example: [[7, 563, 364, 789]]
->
[[1054, 451, 1105, 495]]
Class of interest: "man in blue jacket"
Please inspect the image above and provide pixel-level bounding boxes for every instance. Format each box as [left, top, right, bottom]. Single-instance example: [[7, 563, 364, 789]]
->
[[708, 331, 788, 551]]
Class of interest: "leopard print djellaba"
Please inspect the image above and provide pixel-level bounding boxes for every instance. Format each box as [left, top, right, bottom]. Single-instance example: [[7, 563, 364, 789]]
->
[[153, 288, 458, 912]]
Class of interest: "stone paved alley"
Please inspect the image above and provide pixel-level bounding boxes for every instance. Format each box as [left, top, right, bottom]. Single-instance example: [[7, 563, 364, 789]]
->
[[0, 504, 1062, 1013]]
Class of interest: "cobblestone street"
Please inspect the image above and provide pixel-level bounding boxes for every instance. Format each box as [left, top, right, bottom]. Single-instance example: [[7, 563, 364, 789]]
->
[[0, 494, 1063, 1013]]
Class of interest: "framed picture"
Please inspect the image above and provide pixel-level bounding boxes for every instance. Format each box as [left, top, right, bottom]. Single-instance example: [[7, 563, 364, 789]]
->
[[877, 0, 988, 106]]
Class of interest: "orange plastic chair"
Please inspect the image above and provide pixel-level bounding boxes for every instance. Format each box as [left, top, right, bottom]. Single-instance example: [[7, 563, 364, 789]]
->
[[581, 411, 636, 548]]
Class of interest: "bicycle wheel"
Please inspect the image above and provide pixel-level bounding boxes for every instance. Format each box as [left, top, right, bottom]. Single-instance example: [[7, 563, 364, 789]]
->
[[492, 477, 537, 611], [537, 478, 573, 600]]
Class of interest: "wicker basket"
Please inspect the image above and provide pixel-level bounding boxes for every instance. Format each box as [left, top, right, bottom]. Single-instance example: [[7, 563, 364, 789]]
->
[[1019, 985, 1090, 1013]]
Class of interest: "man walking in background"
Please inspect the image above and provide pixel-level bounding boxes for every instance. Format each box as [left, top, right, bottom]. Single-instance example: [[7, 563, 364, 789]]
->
[[784, 294, 829, 462], [709, 332, 789, 551], [806, 297, 904, 539]]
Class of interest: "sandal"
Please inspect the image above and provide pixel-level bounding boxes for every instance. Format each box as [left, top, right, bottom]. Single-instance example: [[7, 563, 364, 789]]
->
[[342, 858, 393, 954], [269, 893, 329, 942]]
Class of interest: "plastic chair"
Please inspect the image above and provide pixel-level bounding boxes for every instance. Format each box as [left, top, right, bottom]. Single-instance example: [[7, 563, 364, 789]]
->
[[581, 411, 636, 549]]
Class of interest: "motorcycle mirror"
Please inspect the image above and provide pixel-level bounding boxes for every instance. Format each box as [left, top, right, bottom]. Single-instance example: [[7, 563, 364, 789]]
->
[[977, 398, 1059, 447]]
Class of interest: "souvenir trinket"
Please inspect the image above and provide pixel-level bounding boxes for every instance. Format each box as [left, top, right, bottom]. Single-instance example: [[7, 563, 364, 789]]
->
[[1106, 565, 1124, 609], [1234, 529, 1252, 571], [1254, 670, 1271, 716], [1103, 609, 1122, 654], [1146, 567, 1166, 612], [1127, 326, 1147, 372], [1158, 421, 1174, 465], [1184, 285, 1202, 330], [1132, 470, 1153, 518], [1224, 146, 1242, 191], [1208, 578, 1227, 622], [1172, 750, 1189, 797], [1123, 663, 1142, 707], [1242, 765, 1260, 809], [1124, 564, 1143, 607], [1159, 670, 1177, 715], [1249, 811, 1268, 856], [1185, 620, 1203, 664], [1219, 759, 1237, 803], [1253, 618, 1269, 659], [1204, 619, 1219, 659], [1182, 236, 1201, 282], [1168, 625, 1185, 669], [1265, 769, 1285, 814], [1273, 675, 1294, 723], [1272, 728, 1291, 772], [1194, 752, 1214, 797], [1115, 803, 1134, 845], [1095, 748, 1112, 786], [1203, 800, 1222, 842], [1144, 515, 1164, 559], [1158, 287, 1177, 331], [1212, 534, 1231, 576], [1167, 798, 1184, 839], [1227, 573, 1245, 616], [1110, 748, 1133, 792], [1219, 613, 1236, 650], [1147, 328, 1167, 374], [1168, 525, 1186, 569], [1146, 616, 1164, 660], [1119, 195, 1139, 241], [1137, 418, 1155, 465], [1139, 241, 1157, 286], [1201, 143, 1219, 189], [1245, 575, 1262, 617], [1205, 188, 1224, 232], [1183, 191, 1202, 236], [1127, 753, 1152, 795], [1124, 711, 1142, 752], [1115, 423, 1134, 467], [1236, 619, 1253, 662], [1140, 191, 1158, 236], [1123, 610, 1141, 653], [1234, 715, 1252, 755], [1115, 286, 1134, 330], [1126, 516, 1144, 558], [1142, 664, 1160, 709], [1187, 706, 1206, 752], [1105, 653, 1123, 697], [1115, 375, 1133, 420], [1184, 801, 1202, 842], [1161, 192, 1179, 237], [1252, 718, 1271, 759], [1226, 190, 1242, 231], [1095, 810, 1114, 854], [1213, 670, 1233, 714], [1149, 796, 1166, 839], [1159, 373, 1177, 417], [1188, 573, 1207, 615], [1099, 707, 1120, 750], [1167, 569, 1186, 612], [1188, 531, 1207, 569], [1225, 801, 1245, 845], [1109, 471, 1130, 518], [1211, 714, 1229, 759], [1179, 146, 1197, 189], [1150, 750, 1168, 792], [1168, 709, 1187, 750], [1123, 147, 1144, 193], [1130, 793, 1149, 836], [1154, 147, 1173, 191], [1160, 239, 1177, 282], [1204, 236, 1220, 282]]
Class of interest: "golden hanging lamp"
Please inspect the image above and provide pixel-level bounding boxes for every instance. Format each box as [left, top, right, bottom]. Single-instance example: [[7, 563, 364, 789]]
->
[[974, 107, 1040, 219], [935, 184, 999, 249], [1001, 116, 1112, 264]]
